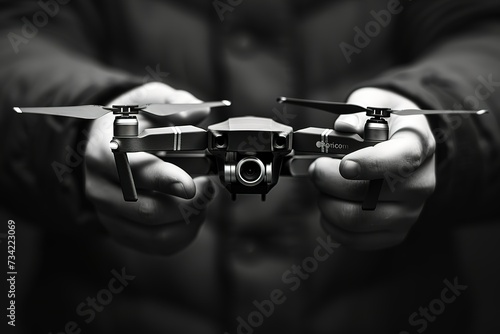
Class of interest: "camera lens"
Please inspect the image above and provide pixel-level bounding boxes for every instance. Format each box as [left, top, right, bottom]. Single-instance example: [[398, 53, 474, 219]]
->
[[236, 157, 265, 186], [241, 160, 260, 181]]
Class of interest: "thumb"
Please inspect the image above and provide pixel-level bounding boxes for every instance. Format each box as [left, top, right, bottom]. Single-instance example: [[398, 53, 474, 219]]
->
[[191, 176, 217, 209], [333, 113, 367, 135], [128, 154, 197, 199], [165, 105, 210, 126], [148, 89, 210, 126]]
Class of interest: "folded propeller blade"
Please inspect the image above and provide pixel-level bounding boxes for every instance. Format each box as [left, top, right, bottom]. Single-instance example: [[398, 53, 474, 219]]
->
[[141, 100, 231, 117], [392, 109, 488, 116], [278, 97, 488, 117], [14, 105, 109, 119], [277, 97, 367, 115]]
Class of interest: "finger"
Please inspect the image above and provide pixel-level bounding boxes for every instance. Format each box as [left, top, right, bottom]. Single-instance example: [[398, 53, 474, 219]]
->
[[310, 157, 369, 201], [88, 176, 215, 225], [164, 89, 202, 104], [318, 195, 422, 233], [128, 153, 197, 199], [320, 217, 408, 251], [98, 151, 196, 199], [346, 87, 421, 110], [379, 155, 436, 196], [333, 113, 368, 135], [339, 126, 433, 180], [88, 176, 189, 224], [164, 106, 210, 126], [98, 212, 203, 255], [388, 114, 434, 142], [140, 87, 208, 125], [310, 157, 436, 202], [115, 82, 202, 105]]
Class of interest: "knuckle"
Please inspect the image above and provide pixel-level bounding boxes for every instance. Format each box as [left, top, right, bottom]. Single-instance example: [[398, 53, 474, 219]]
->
[[403, 149, 424, 172]]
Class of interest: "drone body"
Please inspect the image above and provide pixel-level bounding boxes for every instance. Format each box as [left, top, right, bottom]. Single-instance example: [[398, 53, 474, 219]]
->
[[207, 117, 293, 199], [15, 97, 487, 210]]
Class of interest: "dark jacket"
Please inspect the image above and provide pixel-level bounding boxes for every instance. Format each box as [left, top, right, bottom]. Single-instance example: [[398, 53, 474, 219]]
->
[[1, 0, 500, 333]]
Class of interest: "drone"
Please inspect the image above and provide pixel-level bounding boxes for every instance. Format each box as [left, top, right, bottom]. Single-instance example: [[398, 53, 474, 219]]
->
[[14, 98, 487, 210]]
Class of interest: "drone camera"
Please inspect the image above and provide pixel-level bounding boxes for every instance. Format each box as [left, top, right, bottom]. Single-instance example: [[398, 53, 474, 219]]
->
[[206, 117, 293, 198], [236, 157, 266, 186]]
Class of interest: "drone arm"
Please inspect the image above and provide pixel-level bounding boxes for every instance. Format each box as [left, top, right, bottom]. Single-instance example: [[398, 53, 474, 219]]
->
[[293, 127, 370, 155], [159, 153, 216, 176], [112, 125, 207, 153], [289, 128, 370, 176], [109, 125, 208, 201]]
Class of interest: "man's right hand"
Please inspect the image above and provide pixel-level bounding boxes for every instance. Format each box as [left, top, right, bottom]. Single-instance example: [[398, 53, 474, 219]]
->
[[84, 82, 215, 255]]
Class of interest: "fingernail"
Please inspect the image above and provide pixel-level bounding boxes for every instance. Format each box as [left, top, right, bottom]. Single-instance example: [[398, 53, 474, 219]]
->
[[340, 160, 361, 179], [171, 181, 190, 199]]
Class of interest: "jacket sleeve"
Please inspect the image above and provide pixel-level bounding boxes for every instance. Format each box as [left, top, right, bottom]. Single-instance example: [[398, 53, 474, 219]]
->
[[358, 0, 500, 221], [0, 1, 143, 230]]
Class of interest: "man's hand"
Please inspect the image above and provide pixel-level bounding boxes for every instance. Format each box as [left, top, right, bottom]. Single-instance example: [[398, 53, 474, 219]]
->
[[309, 88, 436, 250], [84, 82, 215, 255]]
